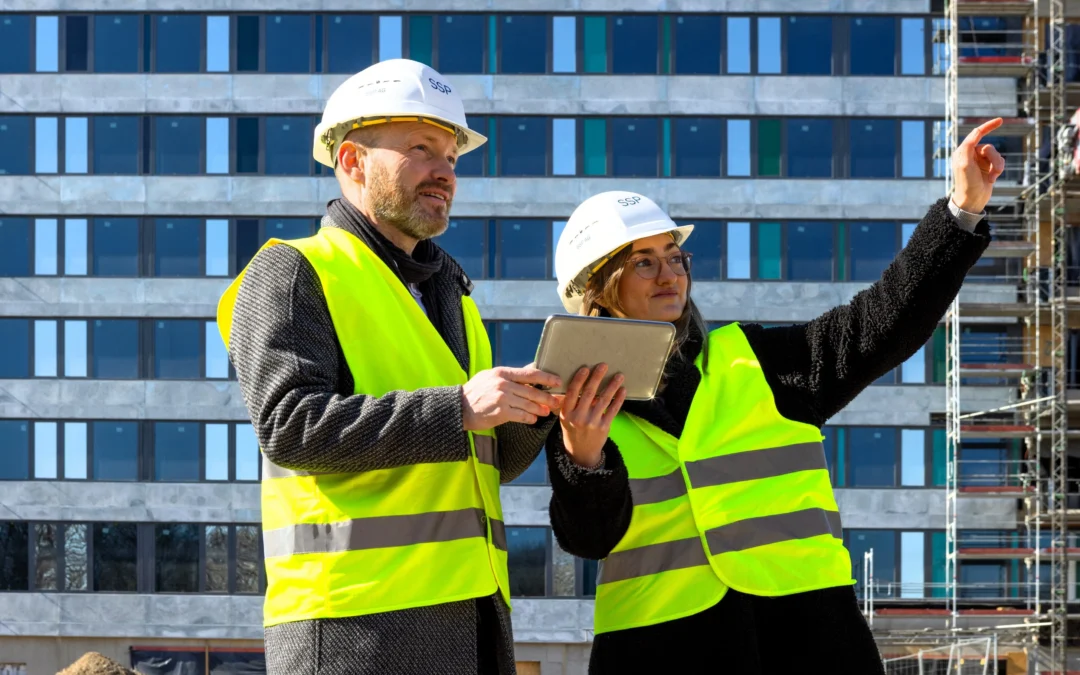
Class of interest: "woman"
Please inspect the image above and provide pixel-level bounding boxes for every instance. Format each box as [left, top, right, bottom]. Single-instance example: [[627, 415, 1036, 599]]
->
[[544, 118, 1004, 674]]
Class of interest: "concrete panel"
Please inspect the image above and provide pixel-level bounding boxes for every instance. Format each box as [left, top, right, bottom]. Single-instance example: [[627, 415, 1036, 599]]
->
[[0, 481, 261, 523], [0, 175, 950, 221], [511, 599, 594, 644], [835, 489, 1018, 530], [828, 385, 1015, 426], [0, 0, 932, 14], [0, 593, 264, 640], [0, 379, 251, 421], [0, 278, 1012, 326], [0, 74, 978, 117], [0, 480, 537, 527]]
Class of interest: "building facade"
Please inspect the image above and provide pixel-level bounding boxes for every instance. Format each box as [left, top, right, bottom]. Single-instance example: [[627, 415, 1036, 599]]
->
[[0, 1, 1036, 673]]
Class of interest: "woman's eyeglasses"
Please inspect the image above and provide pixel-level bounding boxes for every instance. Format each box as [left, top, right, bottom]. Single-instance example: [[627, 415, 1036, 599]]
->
[[624, 251, 693, 280]]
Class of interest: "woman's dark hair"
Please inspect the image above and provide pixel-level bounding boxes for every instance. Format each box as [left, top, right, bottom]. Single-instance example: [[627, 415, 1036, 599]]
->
[[579, 240, 709, 373]]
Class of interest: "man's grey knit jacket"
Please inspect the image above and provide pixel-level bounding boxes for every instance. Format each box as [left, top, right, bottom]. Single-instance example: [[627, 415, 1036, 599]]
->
[[228, 209, 555, 675]]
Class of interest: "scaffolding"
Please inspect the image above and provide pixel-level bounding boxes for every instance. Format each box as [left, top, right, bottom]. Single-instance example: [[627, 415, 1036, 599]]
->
[[939, 0, 1072, 671]]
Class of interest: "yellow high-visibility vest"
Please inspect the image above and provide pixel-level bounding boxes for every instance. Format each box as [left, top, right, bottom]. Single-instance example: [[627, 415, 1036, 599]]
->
[[216, 226, 509, 628], [594, 323, 854, 635]]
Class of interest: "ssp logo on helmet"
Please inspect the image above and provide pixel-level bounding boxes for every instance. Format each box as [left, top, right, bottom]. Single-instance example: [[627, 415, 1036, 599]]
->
[[313, 58, 487, 169]]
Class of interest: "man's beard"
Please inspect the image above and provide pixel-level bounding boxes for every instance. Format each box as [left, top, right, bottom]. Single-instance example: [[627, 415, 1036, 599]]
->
[[367, 163, 451, 241]]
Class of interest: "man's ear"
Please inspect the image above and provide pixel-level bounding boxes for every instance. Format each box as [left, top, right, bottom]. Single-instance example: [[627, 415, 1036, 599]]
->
[[337, 141, 366, 184]]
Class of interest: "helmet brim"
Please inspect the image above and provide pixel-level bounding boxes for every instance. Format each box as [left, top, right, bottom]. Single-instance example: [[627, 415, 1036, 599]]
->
[[313, 113, 488, 169]]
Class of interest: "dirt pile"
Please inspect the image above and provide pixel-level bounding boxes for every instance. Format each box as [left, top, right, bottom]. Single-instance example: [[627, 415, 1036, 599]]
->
[[56, 652, 138, 675]]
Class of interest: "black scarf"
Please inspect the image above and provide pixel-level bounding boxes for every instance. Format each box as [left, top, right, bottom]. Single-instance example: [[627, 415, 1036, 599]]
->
[[327, 198, 446, 332]]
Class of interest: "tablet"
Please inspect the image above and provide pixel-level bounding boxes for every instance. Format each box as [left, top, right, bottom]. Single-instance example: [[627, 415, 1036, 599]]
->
[[533, 314, 677, 401]]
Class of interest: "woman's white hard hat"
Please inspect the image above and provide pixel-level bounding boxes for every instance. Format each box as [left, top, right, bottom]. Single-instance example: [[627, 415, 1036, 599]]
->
[[554, 191, 694, 314], [313, 58, 486, 169]]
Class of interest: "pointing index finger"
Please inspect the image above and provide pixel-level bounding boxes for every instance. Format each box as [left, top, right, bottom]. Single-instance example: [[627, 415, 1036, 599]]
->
[[961, 117, 1004, 148]]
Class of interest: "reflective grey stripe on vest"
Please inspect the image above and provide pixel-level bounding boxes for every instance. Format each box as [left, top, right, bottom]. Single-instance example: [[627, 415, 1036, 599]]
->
[[685, 442, 827, 489], [629, 470, 687, 506], [263, 508, 507, 558], [597, 536, 708, 585], [625, 442, 826, 507], [705, 508, 843, 555], [262, 436, 497, 480], [474, 435, 499, 469], [597, 508, 843, 585]]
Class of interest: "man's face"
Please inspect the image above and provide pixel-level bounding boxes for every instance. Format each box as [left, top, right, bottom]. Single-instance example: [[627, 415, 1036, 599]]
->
[[356, 121, 459, 241]]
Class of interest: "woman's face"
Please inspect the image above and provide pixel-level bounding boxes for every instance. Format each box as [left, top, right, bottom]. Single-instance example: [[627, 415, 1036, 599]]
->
[[611, 233, 689, 323]]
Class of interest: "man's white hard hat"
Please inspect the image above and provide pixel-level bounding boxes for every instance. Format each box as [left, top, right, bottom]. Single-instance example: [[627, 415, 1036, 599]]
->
[[313, 58, 486, 169], [554, 191, 694, 314]]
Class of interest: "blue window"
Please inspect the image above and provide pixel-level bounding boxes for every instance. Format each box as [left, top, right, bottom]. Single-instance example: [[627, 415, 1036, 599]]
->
[[850, 17, 895, 75], [850, 222, 897, 282], [674, 15, 722, 75], [613, 15, 658, 74], [787, 222, 834, 281], [0, 218, 31, 276], [455, 115, 487, 177], [154, 15, 201, 73], [438, 15, 485, 73], [612, 118, 659, 177], [65, 16, 88, 71], [327, 15, 374, 73], [93, 117, 140, 175], [93, 218, 140, 276], [94, 15, 140, 73], [0, 523, 29, 590], [438, 219, 486, 280], [510, 454, 547, 485], [787, 119, 833, 178], [678, 220, 723, 281], [93, 523, 138, 590], [266, 15, 311, 73], [757, 17, 781, 74], [850, 119, 897, 178], [91, 320, 139, 379], [787, 16, 832, 75], [498, 220, 548, 280], [960, 562, 1006, 600], [0, 116, 31, 175], [265, 117, 309, 175], [236, 16, 259, 72], [507, 527, 547, 596], [847, 530, 896, 593], [0, 320, 29, 378], [0, 421, 29, 479], [727, 17, 751, 74], [674, 118, 722, 177], [155, 524, 200, 592], [0, 15, 31, 72], [501, 15, 547, 74], [155, 218, 202, 277], [265, 219, 314, 242], [498, 322, 544, 368], [901, 18, 926, 75], [235, 117, 259, 174], [154, 423, 200, 481], [848, 428, 897, 487], [154, 117, 201, 175], [154, 320, 203, 379], [500, 117, 547, 176]]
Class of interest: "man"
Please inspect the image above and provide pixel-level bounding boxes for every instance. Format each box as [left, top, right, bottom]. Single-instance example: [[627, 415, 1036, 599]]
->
[[216, 59, 562, 675]]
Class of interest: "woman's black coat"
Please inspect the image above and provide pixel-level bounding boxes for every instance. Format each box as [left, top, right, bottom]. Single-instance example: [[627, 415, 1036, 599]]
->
[[545, 198, 992, 674]]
